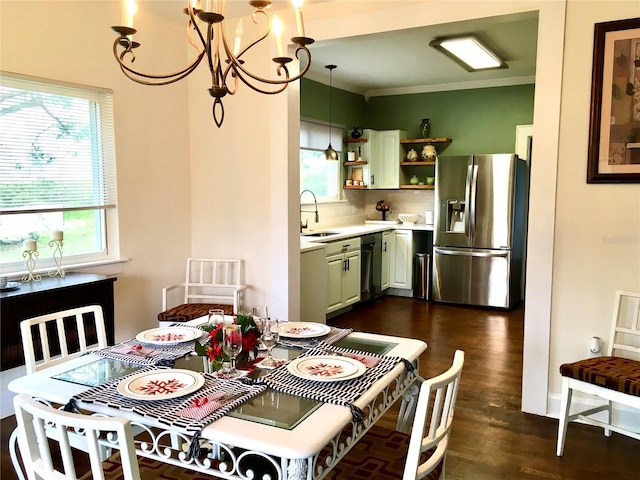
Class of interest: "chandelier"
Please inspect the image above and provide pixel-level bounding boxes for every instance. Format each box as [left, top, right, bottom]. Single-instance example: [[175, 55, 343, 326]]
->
[[111, 0, 314, 127]]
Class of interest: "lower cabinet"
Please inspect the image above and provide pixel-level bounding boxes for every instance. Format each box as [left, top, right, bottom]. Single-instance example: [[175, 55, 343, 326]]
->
[[300, 248, 327, 324], [390, 229, 413, 289], [381, 230, 393, 291], [325, 237, 361, 314]]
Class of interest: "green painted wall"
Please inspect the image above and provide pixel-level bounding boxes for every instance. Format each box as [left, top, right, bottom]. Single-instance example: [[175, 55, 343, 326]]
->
[[300, 78, 368, 139], [301, 78, 535, 155]]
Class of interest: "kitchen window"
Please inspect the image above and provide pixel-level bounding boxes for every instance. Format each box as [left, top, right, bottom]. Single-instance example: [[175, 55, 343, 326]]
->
[[300, 118, 342, 202], [0, 72, 119, 274]]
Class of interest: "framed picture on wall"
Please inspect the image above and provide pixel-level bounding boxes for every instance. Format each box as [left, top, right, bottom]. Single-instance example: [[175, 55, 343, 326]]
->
[[587, 17, 640, 183]]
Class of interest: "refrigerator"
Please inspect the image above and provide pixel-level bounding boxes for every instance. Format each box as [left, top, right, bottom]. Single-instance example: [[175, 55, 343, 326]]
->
[[432, 154, 528, 309]]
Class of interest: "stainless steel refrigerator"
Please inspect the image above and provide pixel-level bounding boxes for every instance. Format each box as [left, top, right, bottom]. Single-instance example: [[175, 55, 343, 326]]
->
[[432, 154, 528, 309]]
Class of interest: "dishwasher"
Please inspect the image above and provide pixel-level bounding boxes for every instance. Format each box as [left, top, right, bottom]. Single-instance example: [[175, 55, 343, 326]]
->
[[360, 232, 382, 302]]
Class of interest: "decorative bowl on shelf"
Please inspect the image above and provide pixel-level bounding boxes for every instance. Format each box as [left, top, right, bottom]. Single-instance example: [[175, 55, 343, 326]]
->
[[398, 213, 419, 225]]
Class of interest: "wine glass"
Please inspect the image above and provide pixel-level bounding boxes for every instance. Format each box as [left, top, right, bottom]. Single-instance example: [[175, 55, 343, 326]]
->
[[261, 318, 279, 367], [252, 305, 268, 348], [207, 308, 225, 327], [223, 324, 243, 378]]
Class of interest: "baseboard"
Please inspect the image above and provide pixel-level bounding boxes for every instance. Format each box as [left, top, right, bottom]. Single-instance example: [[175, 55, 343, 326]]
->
[[547, 392, 640, 433]]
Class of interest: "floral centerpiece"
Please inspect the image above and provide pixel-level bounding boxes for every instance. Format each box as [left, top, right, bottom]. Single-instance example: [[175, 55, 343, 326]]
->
[[194, 313, 260, 372]]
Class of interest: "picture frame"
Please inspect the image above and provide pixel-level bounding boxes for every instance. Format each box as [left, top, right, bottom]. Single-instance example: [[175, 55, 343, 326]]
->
[[586, 17, 640, 183]]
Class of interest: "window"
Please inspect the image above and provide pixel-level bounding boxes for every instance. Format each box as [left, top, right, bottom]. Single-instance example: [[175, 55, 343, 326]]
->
[[0, 72, 118, 273], [300, 119, 342, 202]]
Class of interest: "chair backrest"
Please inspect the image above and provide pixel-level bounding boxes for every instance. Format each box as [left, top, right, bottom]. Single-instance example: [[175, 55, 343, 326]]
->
[[13, 393, 140, 480], [20, 305, 108, 373], [183, 258, 244, 304], [607, 290, 640, 360], [403, 350, 465, 480]]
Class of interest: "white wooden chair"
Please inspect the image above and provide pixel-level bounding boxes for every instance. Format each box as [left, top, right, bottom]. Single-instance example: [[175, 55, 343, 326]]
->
[[13, 393, 141, 480], [158, 258, 247, 324], [556, 290, 640, 456], [403, 349, 465, 480], [10, 305, 109, 480]]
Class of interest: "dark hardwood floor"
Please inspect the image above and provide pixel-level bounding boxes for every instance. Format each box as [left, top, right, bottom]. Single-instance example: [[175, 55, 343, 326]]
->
[[2, 296, 638, 479]]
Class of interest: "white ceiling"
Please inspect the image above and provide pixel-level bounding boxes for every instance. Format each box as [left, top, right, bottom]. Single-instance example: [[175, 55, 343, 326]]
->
[[143, 2, 539, 98]]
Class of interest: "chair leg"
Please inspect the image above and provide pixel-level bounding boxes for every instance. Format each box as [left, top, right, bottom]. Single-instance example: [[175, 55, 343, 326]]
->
[[604, 400, 612, 437], [9, 428, 26, 480], [556, 378, 572, 456]]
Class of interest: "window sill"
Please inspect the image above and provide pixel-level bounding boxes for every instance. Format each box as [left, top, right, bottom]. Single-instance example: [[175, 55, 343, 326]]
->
[[3, 258, 130, 282]]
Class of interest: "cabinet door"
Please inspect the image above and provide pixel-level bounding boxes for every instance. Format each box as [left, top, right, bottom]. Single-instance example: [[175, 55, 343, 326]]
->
[[325, 253, 345, 313], [381, 230, 392, 290], [390, 230, 413, 289], [363, 129, 379, 188], [343, 250, 361, 307], [376, 130, 403, 188]]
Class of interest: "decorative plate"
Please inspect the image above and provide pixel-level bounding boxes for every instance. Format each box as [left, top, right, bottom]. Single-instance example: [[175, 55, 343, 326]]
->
[[287, 356, 366, 382], [135, 327, 203, 345], [278, 322, 331, 339], [117, 369, 204, 400], [0, 282, 21, 292]]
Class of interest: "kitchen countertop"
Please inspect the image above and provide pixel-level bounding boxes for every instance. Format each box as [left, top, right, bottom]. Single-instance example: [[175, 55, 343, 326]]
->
[[300, 222, 434, 253]]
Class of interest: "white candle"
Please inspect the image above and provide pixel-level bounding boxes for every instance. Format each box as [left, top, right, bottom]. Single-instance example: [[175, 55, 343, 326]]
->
[[51, 230, 63, 241], [291, 0, 305, 37], [23, 239, 37, 251], [233, 18, 243, 56], [273, 16, 284, 57], [125, 0, 137, 28]]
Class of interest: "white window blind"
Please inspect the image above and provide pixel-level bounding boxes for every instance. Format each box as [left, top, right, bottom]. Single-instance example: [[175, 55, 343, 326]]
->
[[300, 119, 343, 153], [0, 72, 117, 214]]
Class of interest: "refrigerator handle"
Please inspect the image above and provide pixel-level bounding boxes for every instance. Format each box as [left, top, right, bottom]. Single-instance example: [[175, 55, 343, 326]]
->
[[464, 164, 473, 236], [468, 164, 478, 237], [434, 247, 509, 258]]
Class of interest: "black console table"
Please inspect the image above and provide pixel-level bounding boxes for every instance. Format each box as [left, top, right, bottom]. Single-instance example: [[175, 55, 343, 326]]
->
[[0, 273, 116, 371]]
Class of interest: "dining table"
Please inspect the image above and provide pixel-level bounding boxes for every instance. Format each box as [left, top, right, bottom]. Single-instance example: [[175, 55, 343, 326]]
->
[[8, 317, 427, 480]]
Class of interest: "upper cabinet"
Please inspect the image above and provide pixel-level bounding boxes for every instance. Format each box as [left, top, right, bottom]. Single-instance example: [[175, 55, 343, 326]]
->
[[354, 129, 406, 189]]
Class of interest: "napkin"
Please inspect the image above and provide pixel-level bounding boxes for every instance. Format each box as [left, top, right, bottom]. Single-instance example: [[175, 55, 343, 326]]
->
[[108, 344, 160, 358], [177, 392, 229, 420], [343, 352, 381, 368]]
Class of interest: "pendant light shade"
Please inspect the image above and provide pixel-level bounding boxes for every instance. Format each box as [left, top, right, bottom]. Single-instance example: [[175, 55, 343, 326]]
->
[[324, 64, 338, 161]]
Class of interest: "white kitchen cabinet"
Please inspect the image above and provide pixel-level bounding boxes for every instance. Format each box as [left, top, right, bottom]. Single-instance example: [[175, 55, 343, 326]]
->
[[325, 237, 361, 314], [362, 129, 406, 189], [390, 229, 413, 289], [381, 230, 393, 291], [300, 247, 327, 324]]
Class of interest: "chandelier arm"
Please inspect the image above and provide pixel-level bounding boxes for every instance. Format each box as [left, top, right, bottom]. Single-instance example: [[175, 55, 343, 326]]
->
[[185, 4, 209, 51], [232, 44, 312, 88], [113, 37, 206, 84]]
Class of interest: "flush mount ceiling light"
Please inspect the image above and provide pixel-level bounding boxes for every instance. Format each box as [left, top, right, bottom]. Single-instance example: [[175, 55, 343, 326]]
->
[[324, 64, 338, 161], [429, 35, 507, 72], [111, 0, 314, 127]]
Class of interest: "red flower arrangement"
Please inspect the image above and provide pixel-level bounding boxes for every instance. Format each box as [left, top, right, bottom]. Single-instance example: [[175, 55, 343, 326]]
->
[[194, 313, 260, 371]]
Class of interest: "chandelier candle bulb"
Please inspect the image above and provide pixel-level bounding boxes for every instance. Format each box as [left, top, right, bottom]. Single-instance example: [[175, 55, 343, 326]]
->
[[292, 0, 305, 38], [233, 18, 243, 56], [273, 16, 284, 57], [125, 0, 136, 29]]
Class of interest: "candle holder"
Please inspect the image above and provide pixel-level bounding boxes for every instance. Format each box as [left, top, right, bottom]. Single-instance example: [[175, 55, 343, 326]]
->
[[48, 239, 65, 278], [22, 249, 41, 283]]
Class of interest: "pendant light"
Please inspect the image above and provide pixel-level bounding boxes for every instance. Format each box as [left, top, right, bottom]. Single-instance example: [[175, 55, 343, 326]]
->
[[324, 65, 339, 161]]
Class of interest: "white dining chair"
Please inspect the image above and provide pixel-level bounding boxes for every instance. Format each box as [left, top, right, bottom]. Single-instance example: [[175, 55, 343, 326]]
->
[[158, 258, 247, 325], [556, 290, 640, 456], [13, 393, 141, 480], [10, 305, 109, 480]]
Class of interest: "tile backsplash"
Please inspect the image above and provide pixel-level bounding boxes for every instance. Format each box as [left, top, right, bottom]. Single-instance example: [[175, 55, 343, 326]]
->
[[305, 190, 436, 230]]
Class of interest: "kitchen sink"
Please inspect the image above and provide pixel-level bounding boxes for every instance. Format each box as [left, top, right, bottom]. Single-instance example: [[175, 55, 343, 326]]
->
[[302, 231, 341, 237]]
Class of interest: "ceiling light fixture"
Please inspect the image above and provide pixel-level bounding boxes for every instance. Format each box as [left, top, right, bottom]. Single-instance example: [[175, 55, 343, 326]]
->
[[111, 0, 314, 127], [429, 35, 507, 72], [324, 64, 338, 161]]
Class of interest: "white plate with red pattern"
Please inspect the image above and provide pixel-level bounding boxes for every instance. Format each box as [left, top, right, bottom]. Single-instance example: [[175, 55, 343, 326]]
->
[[117, 369, 204, 400], [287, 356, 366, 382], [278, 322, 331, 339], [135, 327, 203, 345]]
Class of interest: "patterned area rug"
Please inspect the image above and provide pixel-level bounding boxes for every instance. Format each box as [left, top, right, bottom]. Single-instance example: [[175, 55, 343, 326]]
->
[[99, 425, 410, 479]]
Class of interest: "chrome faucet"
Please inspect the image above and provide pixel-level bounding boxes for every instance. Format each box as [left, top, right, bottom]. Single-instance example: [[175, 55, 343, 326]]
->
[[300, 189, 319, 233]]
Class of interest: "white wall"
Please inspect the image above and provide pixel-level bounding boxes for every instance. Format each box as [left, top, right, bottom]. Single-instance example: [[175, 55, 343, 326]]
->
[[547, 0, 640, 418]]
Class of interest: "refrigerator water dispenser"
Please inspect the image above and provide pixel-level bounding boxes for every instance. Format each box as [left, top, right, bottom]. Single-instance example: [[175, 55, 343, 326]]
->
[[446, 200, 466, 233]]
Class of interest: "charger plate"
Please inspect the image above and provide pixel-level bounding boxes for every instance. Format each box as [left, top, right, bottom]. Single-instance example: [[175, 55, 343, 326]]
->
[[117, 369, 204, 400], [287, 355, 366, 382]]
